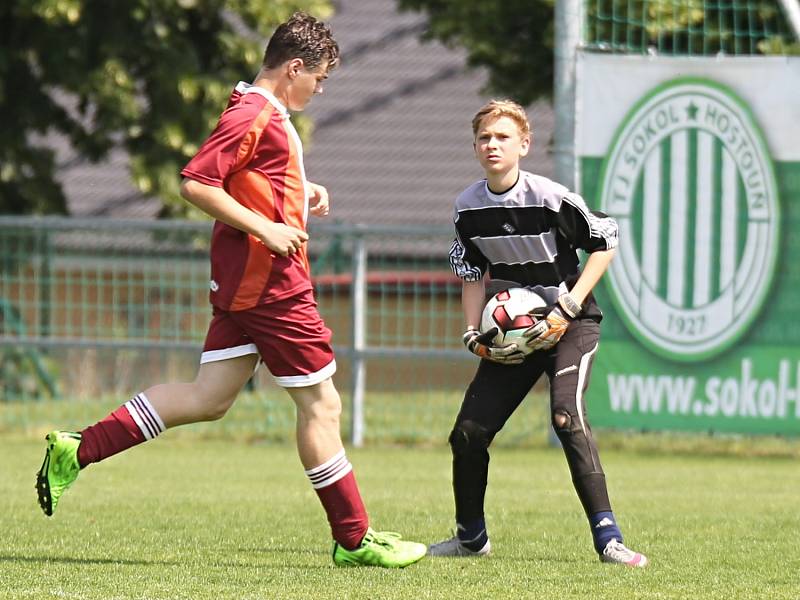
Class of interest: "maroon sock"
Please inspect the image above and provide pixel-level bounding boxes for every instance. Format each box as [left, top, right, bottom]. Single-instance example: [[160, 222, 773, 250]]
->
[[305, 450, 369, 549], [77, 393, 165, 467]]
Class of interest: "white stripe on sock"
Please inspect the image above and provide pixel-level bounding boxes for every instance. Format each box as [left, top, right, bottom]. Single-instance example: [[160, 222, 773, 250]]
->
[[125, 393, 165, 441], [305, 449, 345, 476], [136, 392, 166, 432], [130, 395, 159, 438], [304, 450, 353, 489], [306, 453, 348, 486], [125, 400, 154, 440]]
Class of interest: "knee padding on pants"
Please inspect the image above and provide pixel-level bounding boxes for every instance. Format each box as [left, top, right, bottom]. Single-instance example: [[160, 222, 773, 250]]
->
[[552, 410, 581, 435], [449, 420, 491, 455]]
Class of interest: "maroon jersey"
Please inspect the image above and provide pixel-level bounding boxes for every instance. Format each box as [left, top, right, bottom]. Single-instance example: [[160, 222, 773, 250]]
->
[[182, 82, 312, 310]]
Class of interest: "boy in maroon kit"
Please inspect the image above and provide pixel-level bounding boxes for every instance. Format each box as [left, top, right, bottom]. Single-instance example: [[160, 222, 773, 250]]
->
[[35, 12, 426, 569]]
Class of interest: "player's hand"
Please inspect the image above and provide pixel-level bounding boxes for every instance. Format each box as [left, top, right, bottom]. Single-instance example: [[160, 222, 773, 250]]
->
[[257, 221, 309, 257], [523, 293, 583, 351], [523, 305, 569, 351], [463, 327, 526, 365], [308, 182, 330, 217]]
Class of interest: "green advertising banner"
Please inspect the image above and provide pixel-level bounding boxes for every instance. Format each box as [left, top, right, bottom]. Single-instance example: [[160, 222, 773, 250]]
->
[[576, 54, 800, 435]]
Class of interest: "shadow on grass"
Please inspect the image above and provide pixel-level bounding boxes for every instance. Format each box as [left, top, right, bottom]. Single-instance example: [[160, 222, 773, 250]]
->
[[0, 554, 182, 567], [0, 552, 334, 570], [234, 546, 328, 556]]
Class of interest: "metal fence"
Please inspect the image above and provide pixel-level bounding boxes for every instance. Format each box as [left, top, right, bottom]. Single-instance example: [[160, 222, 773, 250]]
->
[[0, 217, 549, 445], [584, 0, 798, 55]]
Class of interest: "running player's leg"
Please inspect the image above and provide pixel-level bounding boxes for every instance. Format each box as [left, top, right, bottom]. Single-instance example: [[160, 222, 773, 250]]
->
[[429, 356, 545, 556], [287, 378, 368, 548], [549, 319, 647, 566], [238, 291, 426, 567], [139, 355, 258, 427], [36, 310, 257, 516], [77, 308, 258, 467], [288, 379, 425, 567], [78, 355, 257, 466]]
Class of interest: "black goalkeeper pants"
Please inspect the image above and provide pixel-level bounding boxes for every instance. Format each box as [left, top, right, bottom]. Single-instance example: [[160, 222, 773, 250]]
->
[[449, 317, 612, 525]]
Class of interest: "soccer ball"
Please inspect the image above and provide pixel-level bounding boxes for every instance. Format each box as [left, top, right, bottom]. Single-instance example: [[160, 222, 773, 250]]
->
[[480, 287, 547, 354]]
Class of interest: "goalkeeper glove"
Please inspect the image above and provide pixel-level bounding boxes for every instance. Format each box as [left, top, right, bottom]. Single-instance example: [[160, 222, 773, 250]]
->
[[463, 327, 525, 365], [523, 293, 582, 351]]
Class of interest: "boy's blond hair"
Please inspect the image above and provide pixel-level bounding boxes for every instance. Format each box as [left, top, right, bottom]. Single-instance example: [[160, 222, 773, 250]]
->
[[471, 100, 531, 139]]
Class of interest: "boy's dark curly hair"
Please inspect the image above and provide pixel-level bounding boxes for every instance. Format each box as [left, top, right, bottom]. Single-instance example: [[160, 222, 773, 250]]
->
[[263, 12, 339, 71]]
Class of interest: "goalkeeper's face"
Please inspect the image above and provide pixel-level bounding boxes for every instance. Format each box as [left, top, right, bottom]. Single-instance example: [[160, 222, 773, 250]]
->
[[473, 116, 530, 176]]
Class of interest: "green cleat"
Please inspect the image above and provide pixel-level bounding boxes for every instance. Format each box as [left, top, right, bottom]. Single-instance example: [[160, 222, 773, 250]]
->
[[332, 528, 427, 568], [36, 431, 82, 516]]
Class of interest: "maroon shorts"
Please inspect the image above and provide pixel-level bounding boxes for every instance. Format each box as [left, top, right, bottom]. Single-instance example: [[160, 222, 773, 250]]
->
[[201, 289, 336, 388]]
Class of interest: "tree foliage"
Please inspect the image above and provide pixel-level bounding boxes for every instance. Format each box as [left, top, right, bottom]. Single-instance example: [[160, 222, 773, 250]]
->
[[397, 0, 556, 106], [0, 0, 332, 217], [399, 0, 798, 106]]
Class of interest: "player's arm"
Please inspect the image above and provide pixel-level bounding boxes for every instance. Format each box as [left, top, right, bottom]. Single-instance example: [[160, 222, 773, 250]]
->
[[525, 247, 616, 350], [462, 279, 486, 330], [556, 193, 618, 314], [558, 193, 619, 308], [180, 178, 308, 257], [450, 222, 522, 364], [568, 247, 615, 306], [525, 192, 618, 350]]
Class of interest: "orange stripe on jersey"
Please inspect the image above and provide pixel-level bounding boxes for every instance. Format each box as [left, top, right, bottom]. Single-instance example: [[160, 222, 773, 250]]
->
[[226, 103, 277, 312], [228, 170, 275, 311], [231, 103, 275, 175]]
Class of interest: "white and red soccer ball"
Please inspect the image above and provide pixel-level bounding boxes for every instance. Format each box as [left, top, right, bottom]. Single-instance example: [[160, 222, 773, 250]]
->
[[480, 287, 547, 355]]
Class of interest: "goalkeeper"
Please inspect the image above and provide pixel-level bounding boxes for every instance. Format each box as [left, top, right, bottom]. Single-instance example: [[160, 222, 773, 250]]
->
[[34, 12, 426, 570], [430, 99, 647, 567]]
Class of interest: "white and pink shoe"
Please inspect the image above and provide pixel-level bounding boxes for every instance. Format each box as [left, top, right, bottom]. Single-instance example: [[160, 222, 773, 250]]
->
[[600, 538, 648, 567]]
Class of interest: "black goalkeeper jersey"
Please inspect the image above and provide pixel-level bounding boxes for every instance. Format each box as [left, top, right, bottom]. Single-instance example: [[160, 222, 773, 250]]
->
[[448, 170, 618, 320]]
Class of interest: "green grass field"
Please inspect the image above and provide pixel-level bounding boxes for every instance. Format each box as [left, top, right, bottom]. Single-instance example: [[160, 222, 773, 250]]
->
[[2, 434, 798, 599]]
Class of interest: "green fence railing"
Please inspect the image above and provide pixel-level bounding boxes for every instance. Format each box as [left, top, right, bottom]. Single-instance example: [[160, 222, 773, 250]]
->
[[0, 216, 550, 445]]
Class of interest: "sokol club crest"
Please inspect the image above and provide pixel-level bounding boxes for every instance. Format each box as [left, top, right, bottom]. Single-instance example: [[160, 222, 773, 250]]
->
[[599, 78, 780, 361]]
